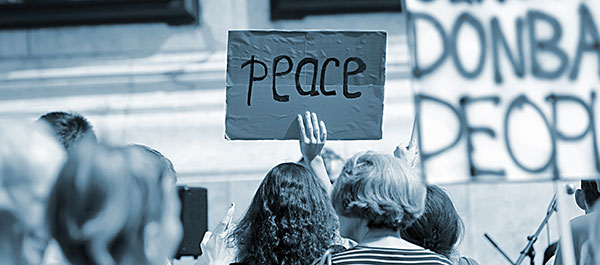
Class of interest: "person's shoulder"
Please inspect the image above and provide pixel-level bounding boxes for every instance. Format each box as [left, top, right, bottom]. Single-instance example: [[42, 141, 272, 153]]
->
[[331, 246, 452, 265], [571, 214, 592, 225], [570, 214, 594, 233]]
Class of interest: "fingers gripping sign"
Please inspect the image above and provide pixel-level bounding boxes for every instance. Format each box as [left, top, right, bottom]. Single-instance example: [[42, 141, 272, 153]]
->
[[394, 140, 419, 169], [196, 204, 236, 265]]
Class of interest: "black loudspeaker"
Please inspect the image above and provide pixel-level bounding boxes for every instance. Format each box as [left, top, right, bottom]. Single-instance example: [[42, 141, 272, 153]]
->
[[175, 185, 208, 259]]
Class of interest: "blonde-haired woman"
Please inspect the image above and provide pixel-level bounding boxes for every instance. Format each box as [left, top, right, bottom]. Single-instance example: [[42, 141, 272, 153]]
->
[[327, 151, 451, 265]]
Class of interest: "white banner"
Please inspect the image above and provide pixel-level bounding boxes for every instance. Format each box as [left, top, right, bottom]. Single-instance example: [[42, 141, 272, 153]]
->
[[407, 0, 600, 183]]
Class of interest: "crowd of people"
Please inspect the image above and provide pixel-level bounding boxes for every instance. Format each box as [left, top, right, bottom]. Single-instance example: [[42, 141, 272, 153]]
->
[[0, 110, 598, 265], [1, 112, 182, 265], [196, 112, 476, 265]]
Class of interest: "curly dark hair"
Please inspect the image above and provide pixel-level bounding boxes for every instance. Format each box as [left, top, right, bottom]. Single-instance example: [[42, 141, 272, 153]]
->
[[232, 162, 338, 265]]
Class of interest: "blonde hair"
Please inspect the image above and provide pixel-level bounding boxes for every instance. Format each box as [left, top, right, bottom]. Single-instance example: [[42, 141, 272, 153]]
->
[[331, 151, 426, 230], [46, 142, 169, 265]]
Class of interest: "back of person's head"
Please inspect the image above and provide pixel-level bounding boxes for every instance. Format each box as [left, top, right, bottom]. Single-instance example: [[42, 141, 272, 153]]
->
[[581, 180, 600, 209], [401, 185, 464, 259], [46, 142, 182, 265], [38, 111, 96, 151], [0, 122, 66, 265], [232, 162, 338, 265], [331, 151, 426, 231], [129, 144, 177, 184]]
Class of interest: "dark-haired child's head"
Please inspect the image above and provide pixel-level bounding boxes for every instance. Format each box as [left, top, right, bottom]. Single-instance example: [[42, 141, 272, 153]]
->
[[401, 185, 464, 259], [38, 111, 96, 151]]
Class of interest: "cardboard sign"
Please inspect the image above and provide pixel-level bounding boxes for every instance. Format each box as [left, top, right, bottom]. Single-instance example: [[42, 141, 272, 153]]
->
[[406, 1, 600, 183], [225, 30, 386, 140]]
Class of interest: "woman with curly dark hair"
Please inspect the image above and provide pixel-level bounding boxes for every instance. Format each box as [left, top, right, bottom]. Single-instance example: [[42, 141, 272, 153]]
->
[[229, 162, 339, 265], [196, 112, 338, 265]]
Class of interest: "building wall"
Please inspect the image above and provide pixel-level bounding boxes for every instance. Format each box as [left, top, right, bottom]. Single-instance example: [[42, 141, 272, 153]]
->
[[0, 0, 584, 264]]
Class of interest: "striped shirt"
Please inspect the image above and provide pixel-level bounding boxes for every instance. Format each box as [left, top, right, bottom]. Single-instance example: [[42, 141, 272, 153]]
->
[[331, 246, 453, 265]]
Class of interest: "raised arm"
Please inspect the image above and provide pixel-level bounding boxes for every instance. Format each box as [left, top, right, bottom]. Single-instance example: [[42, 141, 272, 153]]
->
[[394, 138, 419, 169], [298, 111, 332, 193], [196, 203, 236, 265]]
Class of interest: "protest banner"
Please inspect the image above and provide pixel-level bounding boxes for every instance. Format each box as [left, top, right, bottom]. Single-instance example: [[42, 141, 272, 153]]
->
[[406, 0, 600, 184], [225, 30, 386, 140]]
